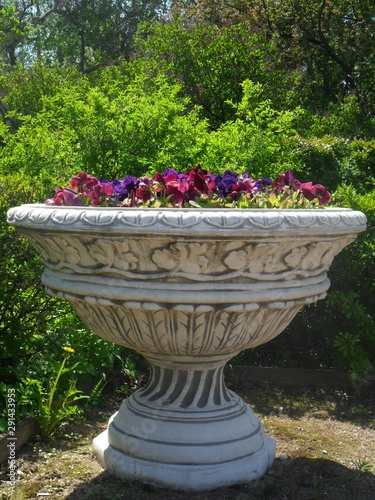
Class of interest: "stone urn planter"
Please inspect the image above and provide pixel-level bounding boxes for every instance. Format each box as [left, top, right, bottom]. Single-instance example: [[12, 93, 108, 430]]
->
[[7, 205, 366, 491]]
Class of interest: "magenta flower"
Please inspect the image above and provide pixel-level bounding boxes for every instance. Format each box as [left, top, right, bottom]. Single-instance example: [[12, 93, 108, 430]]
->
[[136, 185, 152, 203], [70, 172, 99, 191], [237, 177, 257, 193], [50, 187, 84, 206], [135, 176, 153, 203], [165, 176, 191, 205], [90, 183, 114, 206], [187, 164, 209, 195], [272, 169, 301, 191], [314, 184, 331, 205], [301, 183, 330, 205]]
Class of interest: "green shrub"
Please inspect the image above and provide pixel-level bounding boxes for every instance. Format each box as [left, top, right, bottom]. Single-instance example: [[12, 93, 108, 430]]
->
[[0, 172, 124, 430], [0, 67, 209, 179], [199, 80, 304, 177], [135, 21, 303, 128], [292, 136, 375, 192], [237, 185, 375, 380], [0, 63, 84, 117], [307, 96, 375, 140]]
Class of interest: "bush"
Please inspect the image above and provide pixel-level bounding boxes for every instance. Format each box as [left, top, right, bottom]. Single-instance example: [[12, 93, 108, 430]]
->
[[237, 185, 375, 380], [135, 21, 305, 128], [292, 136, 375, 192], [0, 67, 209, 179], [200, 80, 304, 177], [0, 172, 124, 430]]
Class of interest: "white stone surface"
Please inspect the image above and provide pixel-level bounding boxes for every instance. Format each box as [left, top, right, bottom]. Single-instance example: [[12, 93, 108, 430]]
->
[[7, 206, 367, 490], [93, 429, 276, 491]]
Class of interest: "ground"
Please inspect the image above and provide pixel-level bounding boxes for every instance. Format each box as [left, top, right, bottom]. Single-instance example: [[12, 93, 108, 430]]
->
[[1, 373, 374, 499]]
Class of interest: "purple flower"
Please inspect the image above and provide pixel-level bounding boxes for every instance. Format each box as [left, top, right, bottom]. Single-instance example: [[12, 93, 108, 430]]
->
[[113, 176, 138, 201], [215, 170, 238, 196], [163, 168, 179, 178], [255, 178, 272, 191]]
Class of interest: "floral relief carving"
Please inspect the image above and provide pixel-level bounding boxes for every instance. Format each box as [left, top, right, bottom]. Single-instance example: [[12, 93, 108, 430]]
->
[[151, 243, 209, 274], [21, 231, 58, 264], [283, 246, 309, 268], [87, 240, 138, 271], [320, 238, 355, 268], [223, 243, 282, 274], [221, 239, 351, 277], [26, 233, 85, 266], [283, 239, 351, 271], [24, 229, 355, 284], [56, 238, 82, 265]]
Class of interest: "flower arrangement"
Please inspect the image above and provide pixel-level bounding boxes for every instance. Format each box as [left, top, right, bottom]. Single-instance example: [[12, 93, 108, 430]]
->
[[47, 165, 331, 209]]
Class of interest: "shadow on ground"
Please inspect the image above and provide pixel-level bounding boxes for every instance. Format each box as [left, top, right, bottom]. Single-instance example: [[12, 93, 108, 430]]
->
[[65, 456, 375, 500]]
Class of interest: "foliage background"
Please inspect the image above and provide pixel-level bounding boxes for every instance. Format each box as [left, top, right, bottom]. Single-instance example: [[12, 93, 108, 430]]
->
[[1, 0, 374, 430]]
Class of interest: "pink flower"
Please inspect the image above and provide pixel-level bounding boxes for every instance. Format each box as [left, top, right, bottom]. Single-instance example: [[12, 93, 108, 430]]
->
[[165, 178, 190, 205], [237, 177, 257, 193], [49, 187, 84, 206]]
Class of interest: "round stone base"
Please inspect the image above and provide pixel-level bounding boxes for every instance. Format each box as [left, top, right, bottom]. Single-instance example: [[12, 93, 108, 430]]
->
[[93, 429, 275, 491]]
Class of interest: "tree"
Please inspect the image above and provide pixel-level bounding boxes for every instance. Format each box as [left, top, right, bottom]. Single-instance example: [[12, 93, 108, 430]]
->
[[172, 0, 375, 124], [0, 1, 60, 67], [0, 1, 171, 70]]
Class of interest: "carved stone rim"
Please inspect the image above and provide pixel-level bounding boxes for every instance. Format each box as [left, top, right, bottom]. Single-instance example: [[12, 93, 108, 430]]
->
[[7, 204, 367, 236]]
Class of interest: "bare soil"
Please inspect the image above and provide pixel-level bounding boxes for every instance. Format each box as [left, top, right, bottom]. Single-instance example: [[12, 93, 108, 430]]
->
[[1, 373, 374, 500]]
